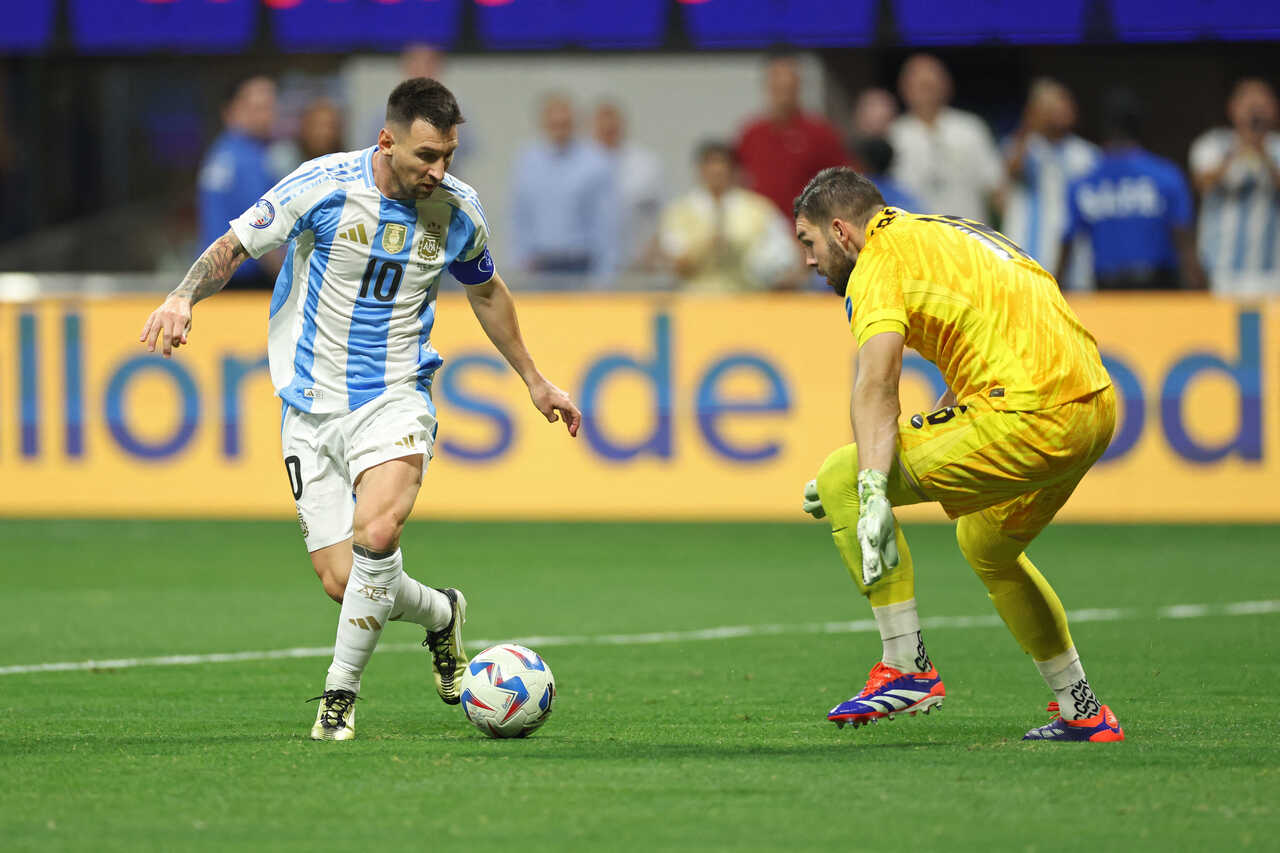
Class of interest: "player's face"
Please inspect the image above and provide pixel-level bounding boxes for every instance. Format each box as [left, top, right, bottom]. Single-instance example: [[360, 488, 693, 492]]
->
[[795, 215, 857, 297], [382, 119, 459, 199]]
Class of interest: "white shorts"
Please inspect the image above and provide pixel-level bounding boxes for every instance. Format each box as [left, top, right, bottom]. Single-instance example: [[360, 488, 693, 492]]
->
[[281, 383, 437, 552]]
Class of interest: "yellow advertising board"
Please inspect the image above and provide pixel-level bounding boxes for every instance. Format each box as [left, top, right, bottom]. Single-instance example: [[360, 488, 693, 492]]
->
[[0, 294, 1275, 521]]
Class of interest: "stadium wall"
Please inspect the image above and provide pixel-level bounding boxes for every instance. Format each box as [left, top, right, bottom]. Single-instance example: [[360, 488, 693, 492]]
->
[[1, 294, 1275, 522]]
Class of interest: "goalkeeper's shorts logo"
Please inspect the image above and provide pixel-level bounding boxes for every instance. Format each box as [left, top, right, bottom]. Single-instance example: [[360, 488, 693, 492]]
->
[[910, 405, 969, 429]]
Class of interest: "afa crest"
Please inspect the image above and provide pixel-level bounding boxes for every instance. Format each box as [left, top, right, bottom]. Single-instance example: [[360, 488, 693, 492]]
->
[[382, 223, 407, 254], [416, 222, 443, 262]]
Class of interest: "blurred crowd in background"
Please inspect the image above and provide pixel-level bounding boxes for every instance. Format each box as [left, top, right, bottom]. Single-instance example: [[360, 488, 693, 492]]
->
[[0, 42, 1277, 297]]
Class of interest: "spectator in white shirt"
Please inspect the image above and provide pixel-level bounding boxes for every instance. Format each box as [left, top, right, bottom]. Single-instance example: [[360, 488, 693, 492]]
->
[[659, 141, 800, 293], [888, 54, 1002, 221], [1189, 78, 1280, 296], [1002, 79, 1099, 290], [592, 101, 663, 272]]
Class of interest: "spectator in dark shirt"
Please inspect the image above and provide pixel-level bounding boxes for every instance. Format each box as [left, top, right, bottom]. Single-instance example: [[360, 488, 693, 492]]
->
[[853, 136, 922, 211], [734, 52, 850, 216], [1059, 90, 1206, 290], [197, 76, 281, 290]]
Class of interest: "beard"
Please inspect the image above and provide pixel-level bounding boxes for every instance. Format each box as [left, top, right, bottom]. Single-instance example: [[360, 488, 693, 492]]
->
[[823, 236, 856, 296]]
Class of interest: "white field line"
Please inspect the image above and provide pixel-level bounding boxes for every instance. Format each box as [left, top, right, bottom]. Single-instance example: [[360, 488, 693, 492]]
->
[[1, 599, 1275, 678]]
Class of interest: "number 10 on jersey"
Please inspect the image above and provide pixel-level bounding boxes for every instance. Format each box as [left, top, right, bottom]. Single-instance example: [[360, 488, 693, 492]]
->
[[359, 258, 404, 303]]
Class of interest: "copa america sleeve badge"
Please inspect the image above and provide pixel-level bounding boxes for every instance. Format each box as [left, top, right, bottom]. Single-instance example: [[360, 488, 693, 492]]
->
[[249, 199, 276, 229]]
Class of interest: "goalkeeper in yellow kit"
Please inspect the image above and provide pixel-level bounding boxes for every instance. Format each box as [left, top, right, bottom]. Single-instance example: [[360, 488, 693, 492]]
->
[[793, 167, 1124, 741]]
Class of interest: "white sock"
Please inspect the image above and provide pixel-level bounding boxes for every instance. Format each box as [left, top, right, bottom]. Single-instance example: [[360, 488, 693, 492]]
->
[[390, 571, 452, 631], [325, 547, 399, 693], [1035, 646, 1102, 721], [872, 599, 931, 672]]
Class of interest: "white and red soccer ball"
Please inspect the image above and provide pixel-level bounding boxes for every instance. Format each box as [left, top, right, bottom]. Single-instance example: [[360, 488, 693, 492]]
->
[[459, 644, 556, 738]]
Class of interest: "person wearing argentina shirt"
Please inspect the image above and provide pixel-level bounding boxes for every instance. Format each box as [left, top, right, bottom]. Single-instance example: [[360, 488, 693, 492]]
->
[[139, 77, 582, 742], [1190, 78, 1280, 297]]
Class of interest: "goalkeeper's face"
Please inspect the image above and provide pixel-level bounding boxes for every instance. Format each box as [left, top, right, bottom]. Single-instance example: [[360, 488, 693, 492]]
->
[[378, 119, 459, 200], [795, 215, 858, 297]]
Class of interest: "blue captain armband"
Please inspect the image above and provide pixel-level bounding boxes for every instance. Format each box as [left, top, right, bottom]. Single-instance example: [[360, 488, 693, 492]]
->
[[449, 247, 496, 285]]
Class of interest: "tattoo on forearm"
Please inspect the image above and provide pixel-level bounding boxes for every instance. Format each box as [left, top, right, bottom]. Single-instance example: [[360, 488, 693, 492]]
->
[[171, 234, 248, 304]]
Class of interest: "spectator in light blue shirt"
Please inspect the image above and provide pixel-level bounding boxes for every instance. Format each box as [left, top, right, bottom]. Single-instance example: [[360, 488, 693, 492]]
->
[[509, 93, 620, 287], [1060, 90, 1206, 291], [197, 76, 281, 290]]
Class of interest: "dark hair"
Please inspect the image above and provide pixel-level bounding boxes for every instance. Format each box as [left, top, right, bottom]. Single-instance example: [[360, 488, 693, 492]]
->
[[386, 77, 465, 130], [1101, 88, 1142, 143], [852, 136, 894, 176], [223, 74, 271, 108], [696, 140, 736, 165], [793, 167, 885, 224]]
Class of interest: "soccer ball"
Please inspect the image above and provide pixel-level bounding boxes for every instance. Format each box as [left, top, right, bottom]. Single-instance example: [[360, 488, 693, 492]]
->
[[459, 644, 556, 738]]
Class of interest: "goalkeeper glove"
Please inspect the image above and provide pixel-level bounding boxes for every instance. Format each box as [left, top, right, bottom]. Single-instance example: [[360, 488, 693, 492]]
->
[[802, 479, 825, 519], [856, 469, 899, 587]]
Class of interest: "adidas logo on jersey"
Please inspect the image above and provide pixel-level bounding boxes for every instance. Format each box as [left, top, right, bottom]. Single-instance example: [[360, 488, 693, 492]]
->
[[339, 223, 370, 245]]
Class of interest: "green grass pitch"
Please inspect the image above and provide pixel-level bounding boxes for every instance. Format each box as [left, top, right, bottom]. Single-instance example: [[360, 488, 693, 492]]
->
[[1, 520, 1277, 851]]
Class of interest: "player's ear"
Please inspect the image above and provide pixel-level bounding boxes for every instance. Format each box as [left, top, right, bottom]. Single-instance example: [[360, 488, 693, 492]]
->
[[831, 218, 851, 246], [377, 126, 395, 153]]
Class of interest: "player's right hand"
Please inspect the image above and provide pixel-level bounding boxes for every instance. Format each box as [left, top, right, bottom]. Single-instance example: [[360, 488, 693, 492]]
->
[[140, 295, 193, 358], [802, 479, 825, 519]]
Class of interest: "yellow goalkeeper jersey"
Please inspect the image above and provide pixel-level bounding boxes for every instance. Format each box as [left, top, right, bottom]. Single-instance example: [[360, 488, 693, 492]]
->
[[846, 207, 1111, 411]]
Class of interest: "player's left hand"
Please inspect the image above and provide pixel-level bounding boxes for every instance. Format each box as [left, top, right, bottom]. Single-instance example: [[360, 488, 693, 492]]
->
[[856, 469, 899, 587], [529, 378, 581, 438]]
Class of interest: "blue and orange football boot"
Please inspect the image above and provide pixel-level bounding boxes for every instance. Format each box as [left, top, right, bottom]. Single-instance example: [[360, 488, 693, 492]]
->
[[827, 661, 945, 729], [1022, 702, 1125, 742]]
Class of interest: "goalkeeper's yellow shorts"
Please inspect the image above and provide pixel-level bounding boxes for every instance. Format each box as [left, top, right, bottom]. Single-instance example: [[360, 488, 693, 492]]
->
[[816, 385, 1116, 543]]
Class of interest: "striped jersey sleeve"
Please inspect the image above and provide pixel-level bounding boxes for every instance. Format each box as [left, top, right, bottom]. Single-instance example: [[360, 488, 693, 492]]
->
[[441, 174, 496, 286], [230, 161, 340, 259]]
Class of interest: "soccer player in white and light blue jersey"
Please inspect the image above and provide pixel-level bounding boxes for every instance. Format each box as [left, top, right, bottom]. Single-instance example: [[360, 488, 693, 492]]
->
[[1190, 78, 1280, 296], [140, 79, 582, 741], [1001, 79, 1098, 291]]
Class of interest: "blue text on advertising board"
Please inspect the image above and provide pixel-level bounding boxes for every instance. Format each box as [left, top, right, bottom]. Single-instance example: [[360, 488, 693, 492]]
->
[[13, 307, 1263, 467]]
